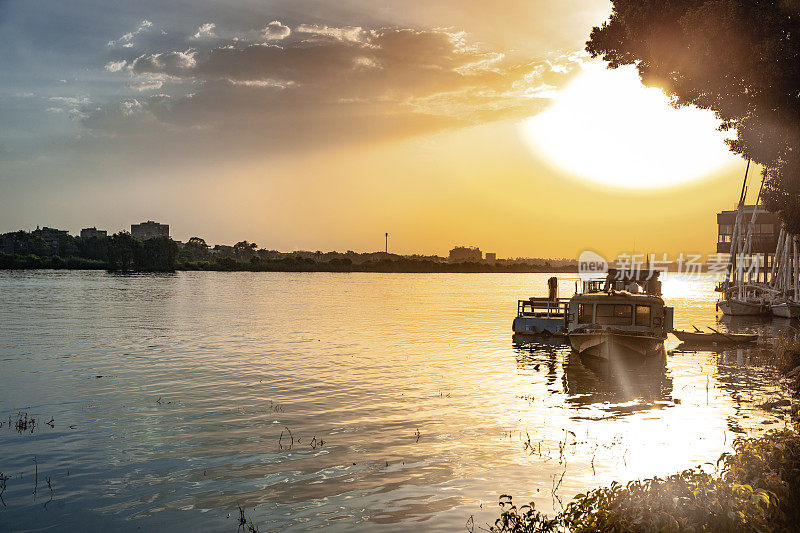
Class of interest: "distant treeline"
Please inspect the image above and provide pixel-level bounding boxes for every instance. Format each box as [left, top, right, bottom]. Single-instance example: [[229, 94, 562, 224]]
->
[[0, 231, 178, 271], [0, 231, 577, 273], [178, 257, 578, 273]]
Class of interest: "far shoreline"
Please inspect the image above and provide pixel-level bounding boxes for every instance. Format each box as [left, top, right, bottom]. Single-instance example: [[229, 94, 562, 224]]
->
[[0, 260, 579, 275]]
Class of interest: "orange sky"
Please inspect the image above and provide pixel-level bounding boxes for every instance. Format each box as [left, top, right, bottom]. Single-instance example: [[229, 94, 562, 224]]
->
[[0, 1, 755, 259]]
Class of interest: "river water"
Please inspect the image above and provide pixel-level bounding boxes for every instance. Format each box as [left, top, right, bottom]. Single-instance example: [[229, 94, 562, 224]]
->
[[0, 271, 792, 531]]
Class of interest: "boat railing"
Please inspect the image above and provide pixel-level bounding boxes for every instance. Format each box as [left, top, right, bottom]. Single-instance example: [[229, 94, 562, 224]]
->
[[517, 297, 570, 318]]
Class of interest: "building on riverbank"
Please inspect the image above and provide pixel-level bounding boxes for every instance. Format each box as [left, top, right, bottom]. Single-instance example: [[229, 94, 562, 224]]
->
[[131, 220, 169, 240], [80, 227, 107, 239], [717, 205, 780, 283], [32, 226, 69, 255], [449, 246, 482, 263]]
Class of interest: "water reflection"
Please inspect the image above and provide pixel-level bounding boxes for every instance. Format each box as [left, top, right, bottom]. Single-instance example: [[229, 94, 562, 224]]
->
[[564, 351, 673, 413], [514, 339, 674, 419]]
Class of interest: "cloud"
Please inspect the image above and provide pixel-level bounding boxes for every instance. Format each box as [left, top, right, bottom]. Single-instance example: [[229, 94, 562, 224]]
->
[[131, 50, 197, 76], [128, 79, 164, 91], [105, 60, 127, 72], [108, 20, 153, 48], [192, 23, 216, 39], [83, 26, 585, 156], [296, 24, 364, 43], [263, 20, 290, 40], [45, 96, 91, 120]]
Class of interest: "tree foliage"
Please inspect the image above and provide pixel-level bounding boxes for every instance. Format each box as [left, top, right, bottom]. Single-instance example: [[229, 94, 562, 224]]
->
[[586, 0, 800, 232]]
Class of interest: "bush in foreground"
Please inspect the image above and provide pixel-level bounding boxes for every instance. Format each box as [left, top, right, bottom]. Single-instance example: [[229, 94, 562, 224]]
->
[[493, 430, 800, 533]]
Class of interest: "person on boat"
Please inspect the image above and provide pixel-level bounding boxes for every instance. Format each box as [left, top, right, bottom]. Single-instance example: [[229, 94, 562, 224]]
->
[[646, 272, 662, 296], [548, 276, 558, 301]]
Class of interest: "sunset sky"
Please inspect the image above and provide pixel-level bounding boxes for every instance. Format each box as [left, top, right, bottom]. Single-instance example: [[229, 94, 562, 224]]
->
[[0, 0, 757, 259]]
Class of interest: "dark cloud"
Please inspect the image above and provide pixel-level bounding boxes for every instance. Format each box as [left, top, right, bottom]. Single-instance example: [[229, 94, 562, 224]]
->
[[84, 24, 585, 155]]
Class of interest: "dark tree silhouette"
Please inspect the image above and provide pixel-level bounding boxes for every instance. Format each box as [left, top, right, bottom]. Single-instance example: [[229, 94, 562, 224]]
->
[[107, 232, 142, 271], [232, 241, 257, 262], [587, 0, 800, 232], [184, 236, 210, 261]]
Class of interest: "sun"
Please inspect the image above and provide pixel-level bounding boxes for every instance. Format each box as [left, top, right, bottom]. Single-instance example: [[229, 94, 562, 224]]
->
[[521, 63, 740, 189]]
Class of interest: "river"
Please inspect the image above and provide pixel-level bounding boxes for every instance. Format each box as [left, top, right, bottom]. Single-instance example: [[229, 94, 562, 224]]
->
[[0, 271, 791, 531]]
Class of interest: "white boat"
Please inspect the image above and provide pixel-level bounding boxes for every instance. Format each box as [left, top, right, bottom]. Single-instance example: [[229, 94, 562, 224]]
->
[[771, 299, 800, 318], [718, 298, 768, 316], [566, 276, 673, 360]]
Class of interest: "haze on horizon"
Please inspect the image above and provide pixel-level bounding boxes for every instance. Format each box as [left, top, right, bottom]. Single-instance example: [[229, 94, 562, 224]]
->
[[0, 0, 752, 259]]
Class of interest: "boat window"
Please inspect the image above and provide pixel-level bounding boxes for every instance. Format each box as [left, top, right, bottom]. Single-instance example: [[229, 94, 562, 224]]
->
[[578, 303, 592, 323], [635, 305, 651, 326], [595, 304, 632, 325]]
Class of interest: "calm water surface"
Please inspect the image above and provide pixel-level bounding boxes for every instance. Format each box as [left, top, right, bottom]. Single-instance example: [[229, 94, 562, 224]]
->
[[0, 271, 793, 531]]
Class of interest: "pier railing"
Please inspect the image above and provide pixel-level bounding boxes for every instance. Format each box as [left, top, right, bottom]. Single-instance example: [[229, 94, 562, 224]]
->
[[517, 297, 570, 318]]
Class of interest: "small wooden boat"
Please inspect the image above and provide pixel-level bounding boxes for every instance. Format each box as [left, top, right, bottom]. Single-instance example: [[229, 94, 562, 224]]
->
[[771, 299, 800, 318], [672, 329, 757, 344]]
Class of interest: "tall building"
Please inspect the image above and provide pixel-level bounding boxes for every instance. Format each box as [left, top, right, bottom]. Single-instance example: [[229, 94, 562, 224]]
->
[[485, 252, 497, 263], [717, 205, 780, 283], [449, 246, 482, 263], [80, 227, 107, 239], [131, 221, 169, 240], [32, 226, 69, 255]]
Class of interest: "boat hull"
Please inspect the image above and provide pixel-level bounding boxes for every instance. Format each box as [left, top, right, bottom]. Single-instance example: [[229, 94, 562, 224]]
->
[[771, 301, 800, 318], [672, 330, 757, 344], [718, 299, 768, 316], [569, 330, 663, 360], [512, 316, 566, 336]]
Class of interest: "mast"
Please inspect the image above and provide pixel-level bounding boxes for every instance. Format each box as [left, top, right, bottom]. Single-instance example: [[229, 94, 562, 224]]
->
[[740, 177, 765, 286], [792, 235, 800, 302], [725, 160, 751, 292]]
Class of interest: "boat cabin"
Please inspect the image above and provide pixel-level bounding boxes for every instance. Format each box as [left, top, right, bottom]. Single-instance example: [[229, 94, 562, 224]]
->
[[567, 292, 673, 339]]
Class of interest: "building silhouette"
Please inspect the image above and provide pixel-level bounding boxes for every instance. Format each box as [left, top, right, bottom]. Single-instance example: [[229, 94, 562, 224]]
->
[[717, 205, 779, 283], [32, 226, 69, 255], [449, 246, 482, 263], [131, 221, 169, 240], [80, 227, 107, 239]]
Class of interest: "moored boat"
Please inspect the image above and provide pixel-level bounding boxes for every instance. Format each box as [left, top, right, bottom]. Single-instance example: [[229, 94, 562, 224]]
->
[[570, 326, 665, 359], [566, 273, 673, 360], [717, 298, 769, 316], [512, 296, 569, 337], [672, 330, 757, 344], [771, 299, 800, 318]]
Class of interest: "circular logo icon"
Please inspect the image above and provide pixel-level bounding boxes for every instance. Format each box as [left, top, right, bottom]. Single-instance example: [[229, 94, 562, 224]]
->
[[578, 250, 608, 281]]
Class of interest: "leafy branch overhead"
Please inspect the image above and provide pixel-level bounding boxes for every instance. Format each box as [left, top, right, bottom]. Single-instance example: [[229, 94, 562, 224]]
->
[[587, 0, 800, 233]]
